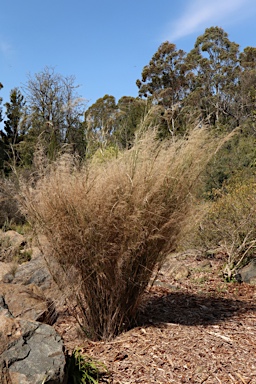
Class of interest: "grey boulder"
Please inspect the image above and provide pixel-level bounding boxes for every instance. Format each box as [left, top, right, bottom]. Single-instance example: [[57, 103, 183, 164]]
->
[[237, 258, 256, 283], [0, 314, 66, 384]]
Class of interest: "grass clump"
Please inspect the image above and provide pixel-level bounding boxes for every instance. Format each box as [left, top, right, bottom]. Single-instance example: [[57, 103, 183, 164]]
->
[[20, 128, 219, 340], [66, 349, 109, 384]]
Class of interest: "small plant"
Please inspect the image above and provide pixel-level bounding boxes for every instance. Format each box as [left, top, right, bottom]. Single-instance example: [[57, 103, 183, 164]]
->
[[6, 262, 18, 278], [15, 249, 32, 263], [0, 235, 12, 249], [9, 222, 31, 235], [2, 219, 13, 232], [66, 348, 110, 384]]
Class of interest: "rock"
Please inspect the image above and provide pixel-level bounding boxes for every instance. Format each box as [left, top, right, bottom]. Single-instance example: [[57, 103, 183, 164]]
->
[[2, 251, 64, 313], [28, 246, 43, 259], [0, 233, 66, 383], [0, 283, 57, 325], [0, 262, 16, 282], [11, 254, 53, 290], [237, 259, 256, 283], [0, 313, 66, 384], [0, 230, 26, 248]]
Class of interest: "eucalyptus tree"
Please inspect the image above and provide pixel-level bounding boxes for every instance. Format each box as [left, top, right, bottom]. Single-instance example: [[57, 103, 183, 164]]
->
[[237, 47, 256, 125], [136, 41, 188, 137], [186, 26, 240, 127], [240, 47, 256, 69], [114, 96, 146, 149], [84, 94, 117, 151]]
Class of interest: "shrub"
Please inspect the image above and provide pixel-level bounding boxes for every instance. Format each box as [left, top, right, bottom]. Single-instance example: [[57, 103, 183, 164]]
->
[[203, 129, 256, 199], [19, 128, 220, 340], [0, 176, 25, 228], [195, 177, 256, 279]]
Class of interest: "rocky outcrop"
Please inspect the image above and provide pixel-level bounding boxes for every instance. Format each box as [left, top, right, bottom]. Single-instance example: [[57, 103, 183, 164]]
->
[[0, 232, 66, 383], [0, 283, 65, 383], [0, 313, 66, 384]]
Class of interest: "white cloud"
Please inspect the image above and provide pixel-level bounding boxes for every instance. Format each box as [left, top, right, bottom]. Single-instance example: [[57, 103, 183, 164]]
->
[[164, 0, 253, 42]]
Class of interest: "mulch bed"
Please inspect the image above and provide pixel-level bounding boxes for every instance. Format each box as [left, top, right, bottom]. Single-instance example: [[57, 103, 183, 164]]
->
[[55, 255, 256, 383]]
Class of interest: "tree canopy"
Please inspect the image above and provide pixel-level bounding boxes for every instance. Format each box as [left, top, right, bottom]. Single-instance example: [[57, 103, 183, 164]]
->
[[0, 26, 256, 169]]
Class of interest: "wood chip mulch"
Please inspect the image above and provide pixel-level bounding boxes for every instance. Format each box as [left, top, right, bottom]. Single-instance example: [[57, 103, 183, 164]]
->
[[54, 256, 256, 384]]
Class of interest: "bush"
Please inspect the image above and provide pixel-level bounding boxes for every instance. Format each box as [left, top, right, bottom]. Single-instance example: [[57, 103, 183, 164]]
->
[[203, 129, 256, 199], [20, 128, 220, 340], [0, 176, 25, 228], [195, 177, 256, 279]]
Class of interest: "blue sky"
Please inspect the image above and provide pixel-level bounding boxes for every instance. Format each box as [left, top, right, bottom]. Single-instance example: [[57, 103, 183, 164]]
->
[[1, 0, 256, 112]]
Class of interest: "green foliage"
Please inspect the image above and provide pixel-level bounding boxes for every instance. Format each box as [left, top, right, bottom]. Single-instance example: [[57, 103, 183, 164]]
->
[[203, 128, 256, 198], [91, 145, 119, 164], [114, 96, 147, 149], [136, 26, 256, 135], [7, 222, 31, 235], [187, 26, 240, 128], [66, 349, 109, 384], [236, 47, 256, 125], [0, 88, 26, 173], [240, 46, 256, 70], [136, 41, 187, 105], [136, 41, 188, 138], [85, 94, 117, 150]]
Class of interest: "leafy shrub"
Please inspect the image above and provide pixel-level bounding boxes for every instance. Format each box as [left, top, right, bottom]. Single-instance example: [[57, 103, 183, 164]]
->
[[20, 128, 220, 340], [203, 130, 256, 199]]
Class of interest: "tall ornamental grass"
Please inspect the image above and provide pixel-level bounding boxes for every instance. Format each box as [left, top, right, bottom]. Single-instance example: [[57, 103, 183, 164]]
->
[[20, 128, 218, 340]]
